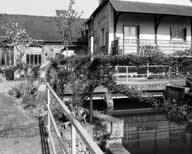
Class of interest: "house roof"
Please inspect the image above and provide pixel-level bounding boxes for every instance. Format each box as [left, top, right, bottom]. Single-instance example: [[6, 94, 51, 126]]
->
[[0, 14, 86, 42], [110, 0, 192, 16]]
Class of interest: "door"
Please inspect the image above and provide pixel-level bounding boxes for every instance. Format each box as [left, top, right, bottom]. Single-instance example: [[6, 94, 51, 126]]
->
[[123, 26, 139, 54]]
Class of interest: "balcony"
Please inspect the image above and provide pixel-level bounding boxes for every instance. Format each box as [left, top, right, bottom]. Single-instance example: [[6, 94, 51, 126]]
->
[[112, 39, 191, 55]]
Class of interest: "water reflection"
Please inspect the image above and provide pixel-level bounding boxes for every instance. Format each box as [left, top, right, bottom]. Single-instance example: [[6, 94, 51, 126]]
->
[[123, 132, 192, 154]]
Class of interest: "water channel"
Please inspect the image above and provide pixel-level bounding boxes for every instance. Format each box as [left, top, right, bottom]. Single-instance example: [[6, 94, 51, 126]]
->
[[113, 98, 192, 154], [88, 98, 192, 154]]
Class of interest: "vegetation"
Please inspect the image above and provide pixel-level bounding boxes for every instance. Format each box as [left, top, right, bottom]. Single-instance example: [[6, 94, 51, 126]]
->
[[8, 81, 46, 117], [0, 18, 32, 66], [163, 99, 192, 123], [55, 0, 83, 50]]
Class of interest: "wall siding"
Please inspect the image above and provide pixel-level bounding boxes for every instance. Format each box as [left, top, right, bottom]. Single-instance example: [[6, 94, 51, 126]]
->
[[115, 13, 191, 55], [91, 3, 110, 54]]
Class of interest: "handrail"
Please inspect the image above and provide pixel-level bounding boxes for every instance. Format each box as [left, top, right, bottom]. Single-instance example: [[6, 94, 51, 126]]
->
[[115, 65, 170, 81], [46, 82, 104, 154]]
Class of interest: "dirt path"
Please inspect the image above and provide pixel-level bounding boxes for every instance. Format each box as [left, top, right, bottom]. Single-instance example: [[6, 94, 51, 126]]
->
[[0, 81, 42, 154]]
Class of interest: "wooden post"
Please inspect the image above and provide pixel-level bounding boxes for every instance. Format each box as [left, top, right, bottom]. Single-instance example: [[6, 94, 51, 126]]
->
[[33, 54, 35, 66], [126, 66, 129, 83], [90, 92, 93, 123], [47, 88, 51, 131], [154, 15, 164, 46], [154, 16, 158, 45], [91, 36, 94, 61], [4, 51, 7, 69], [169, 66, 171, 84], [47, 89, 57, 154], [147, 64, 150, 78], [71, 125, 76, 154]]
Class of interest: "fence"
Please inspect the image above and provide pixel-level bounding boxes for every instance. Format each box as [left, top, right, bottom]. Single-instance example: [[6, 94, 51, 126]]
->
[[45, 82, 104, 154], [115, 65, 171, 83], [114, 65, 192, 87], [169, 67, 192, 86]]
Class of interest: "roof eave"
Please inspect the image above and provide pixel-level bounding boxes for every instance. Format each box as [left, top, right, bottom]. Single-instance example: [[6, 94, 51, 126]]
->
[[114, 11, 192, 17], [86, 0, 109, 24]]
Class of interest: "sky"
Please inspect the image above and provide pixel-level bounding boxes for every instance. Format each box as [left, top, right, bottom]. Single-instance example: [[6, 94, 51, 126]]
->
[[0, 0, 99, 18]]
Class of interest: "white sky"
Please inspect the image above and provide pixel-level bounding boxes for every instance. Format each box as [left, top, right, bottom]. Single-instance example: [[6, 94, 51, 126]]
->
[[0, 0, 99, 18]]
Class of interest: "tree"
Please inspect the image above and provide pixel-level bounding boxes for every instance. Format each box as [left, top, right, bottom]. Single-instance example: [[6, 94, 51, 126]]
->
[[55, 0, 83, 51], [0, 18, 32, 67]]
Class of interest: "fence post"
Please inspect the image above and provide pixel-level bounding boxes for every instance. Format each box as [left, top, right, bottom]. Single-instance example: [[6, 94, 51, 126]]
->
[[126, 66, 128, 84], [47, 88, 51, 136], [147, 64, 150, 78], [169, 66, 171, 84], [47, 88, 57, 154], [90, 92, 93, 123], [71, 125, 76, 154]]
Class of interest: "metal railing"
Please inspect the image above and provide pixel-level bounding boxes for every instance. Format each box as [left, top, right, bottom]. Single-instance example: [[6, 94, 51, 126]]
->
[[115, 65, 192, 87], [115, 65, 170, 83], [112, 39, 191, 55], [46, 82, 104, 154], [169, 67, 192, 86]]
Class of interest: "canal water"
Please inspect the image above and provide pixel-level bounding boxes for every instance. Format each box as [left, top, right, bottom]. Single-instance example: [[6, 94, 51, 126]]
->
[[112, 98, 192, 154], [123, 132, 192, 154], [86, 97, 192, 154], [115, 113, 192, 154]]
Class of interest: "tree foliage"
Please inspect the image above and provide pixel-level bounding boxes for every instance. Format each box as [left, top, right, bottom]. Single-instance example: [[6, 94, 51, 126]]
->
[[0, 18, 32, 65], [55, 0, 83, 49]]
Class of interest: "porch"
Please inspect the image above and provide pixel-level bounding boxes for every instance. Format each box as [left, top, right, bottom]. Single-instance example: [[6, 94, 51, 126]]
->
[[112, 39, 191, 55]]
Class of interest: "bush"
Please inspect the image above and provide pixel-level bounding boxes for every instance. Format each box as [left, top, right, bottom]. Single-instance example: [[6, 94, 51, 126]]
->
[[8, 86, 22, 98], [5, 69, 14, 80]]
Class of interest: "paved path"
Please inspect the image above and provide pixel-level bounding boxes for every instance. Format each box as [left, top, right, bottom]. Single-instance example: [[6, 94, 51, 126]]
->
[[0, 81, 42, 154]]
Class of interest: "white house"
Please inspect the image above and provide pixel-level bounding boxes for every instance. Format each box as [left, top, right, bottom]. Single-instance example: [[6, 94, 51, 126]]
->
[[87, 0, 192, 55]]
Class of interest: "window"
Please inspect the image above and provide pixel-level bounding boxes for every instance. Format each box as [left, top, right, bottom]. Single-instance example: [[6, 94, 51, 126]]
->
[[124, 26, 137, 38], [26, 54, 42, 66], [101, 28, 105, 46], [170, 27, 187, 41]]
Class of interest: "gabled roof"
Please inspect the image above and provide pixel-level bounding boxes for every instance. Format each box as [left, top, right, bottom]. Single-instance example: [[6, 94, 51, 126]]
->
[[0, 14, 86, 42], [110, 0, 192, 16], [88, 0, 192, 22]]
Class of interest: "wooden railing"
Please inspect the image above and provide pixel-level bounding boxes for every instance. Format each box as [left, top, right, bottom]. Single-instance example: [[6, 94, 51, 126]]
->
[[46, 82, 104, 154]]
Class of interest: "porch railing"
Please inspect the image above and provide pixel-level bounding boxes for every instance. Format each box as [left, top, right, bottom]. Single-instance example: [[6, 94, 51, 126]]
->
[[46, 82, 104, 154], [112, 39, 191, 55]]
